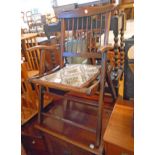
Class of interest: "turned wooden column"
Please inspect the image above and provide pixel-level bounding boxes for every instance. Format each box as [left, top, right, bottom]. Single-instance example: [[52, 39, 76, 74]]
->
[[113, 26, 119, 78], [120, 13, 125, 70]]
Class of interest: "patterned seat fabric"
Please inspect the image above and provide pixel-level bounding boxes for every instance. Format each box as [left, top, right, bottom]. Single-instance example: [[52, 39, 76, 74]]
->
[[41, 64, 100, 87]]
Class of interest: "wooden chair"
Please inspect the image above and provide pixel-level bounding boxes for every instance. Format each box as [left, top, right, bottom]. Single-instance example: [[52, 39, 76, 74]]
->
[[22, 34, 54, 78], [21, 33, 38, 59], [25, 44, 60, 78], [21, 62, 38, 124], [29, 4, 115, 152], [43, 5, 127, 96], [21, 61, 54, 125]]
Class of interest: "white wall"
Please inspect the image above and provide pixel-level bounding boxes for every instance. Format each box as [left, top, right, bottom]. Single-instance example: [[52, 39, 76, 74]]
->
[[21, 0, 53, 14], [56, 0, 100, 6]]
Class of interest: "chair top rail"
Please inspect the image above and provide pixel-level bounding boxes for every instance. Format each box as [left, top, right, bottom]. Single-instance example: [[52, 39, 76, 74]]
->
[[58, 4, 116, 19]]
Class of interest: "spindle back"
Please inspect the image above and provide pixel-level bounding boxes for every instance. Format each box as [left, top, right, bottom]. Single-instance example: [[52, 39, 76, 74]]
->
[[58, 4, 115, 66]]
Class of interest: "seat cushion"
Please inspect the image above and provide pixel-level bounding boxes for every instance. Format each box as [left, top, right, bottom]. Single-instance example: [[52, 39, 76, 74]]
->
[[40, 64, 100, 88]]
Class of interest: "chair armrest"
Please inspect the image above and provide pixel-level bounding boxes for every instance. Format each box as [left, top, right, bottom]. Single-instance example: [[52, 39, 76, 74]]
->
[[26, 45, 60, 51], [98, 44, 113, 53], [29, 65, 61, 80]]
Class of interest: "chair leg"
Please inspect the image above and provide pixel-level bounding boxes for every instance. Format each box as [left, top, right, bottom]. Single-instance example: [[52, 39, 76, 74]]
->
[[96, 52, 107, 147], [63, 98, 71, 111], [98, 143, 104, 155]]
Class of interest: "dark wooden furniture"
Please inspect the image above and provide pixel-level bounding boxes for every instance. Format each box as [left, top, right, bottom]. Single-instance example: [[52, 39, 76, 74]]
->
[[29, 4, 116, 154], [123, 36, 134, 100], [43, 5, 126, 96], [112, 2, 134, 96], [104, 98, 134, 155]]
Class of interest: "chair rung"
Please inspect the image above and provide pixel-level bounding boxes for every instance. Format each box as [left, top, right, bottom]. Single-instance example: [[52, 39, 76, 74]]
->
[[42, 112, 96, 133], [35, 124, 99, 154], [64, 94, 99, 107]]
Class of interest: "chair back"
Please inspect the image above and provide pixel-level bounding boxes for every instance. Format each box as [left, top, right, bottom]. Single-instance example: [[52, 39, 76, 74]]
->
[[25, 47, 40, 71], [58, 4, 115, 67], [25, 45, 61, 73]]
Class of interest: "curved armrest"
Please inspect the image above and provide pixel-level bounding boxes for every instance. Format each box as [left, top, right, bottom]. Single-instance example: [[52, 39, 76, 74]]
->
[[98, 44, 113, 53], [26, 44, 60, 52], [29, 65, 61, 80]]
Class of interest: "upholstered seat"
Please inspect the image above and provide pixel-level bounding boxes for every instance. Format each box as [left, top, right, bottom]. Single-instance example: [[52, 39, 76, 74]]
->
[[40, 64, 100, 88]]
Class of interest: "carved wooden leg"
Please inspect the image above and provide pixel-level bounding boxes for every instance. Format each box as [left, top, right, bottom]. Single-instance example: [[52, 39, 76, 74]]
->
[[120, 13, 126, 80], [113, 34, 120, 96], [120, 27, 125, 70], [63, 98, 71, 112]]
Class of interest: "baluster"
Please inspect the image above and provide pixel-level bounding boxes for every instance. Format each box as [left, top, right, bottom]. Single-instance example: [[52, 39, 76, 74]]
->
[[120, 13, 125, 70], [120, 27, 125, 69]]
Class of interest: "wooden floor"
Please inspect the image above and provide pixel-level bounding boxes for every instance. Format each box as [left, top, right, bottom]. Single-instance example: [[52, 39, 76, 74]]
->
[[22, 93, 115, 154], [22, 75, 132, 155], [43, 98, 112, 142]]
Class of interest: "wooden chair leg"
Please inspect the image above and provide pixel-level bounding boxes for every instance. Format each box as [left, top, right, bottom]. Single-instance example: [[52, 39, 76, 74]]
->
[[96, 52, 107, 147], [98, 143, 104, 155], [63, 98, 70, 111], [96, 94, 104, 147]]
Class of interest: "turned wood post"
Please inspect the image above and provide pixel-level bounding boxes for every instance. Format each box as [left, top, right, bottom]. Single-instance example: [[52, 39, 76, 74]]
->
[[120, 12, 126, 70], [113, 16, 119, 78]]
